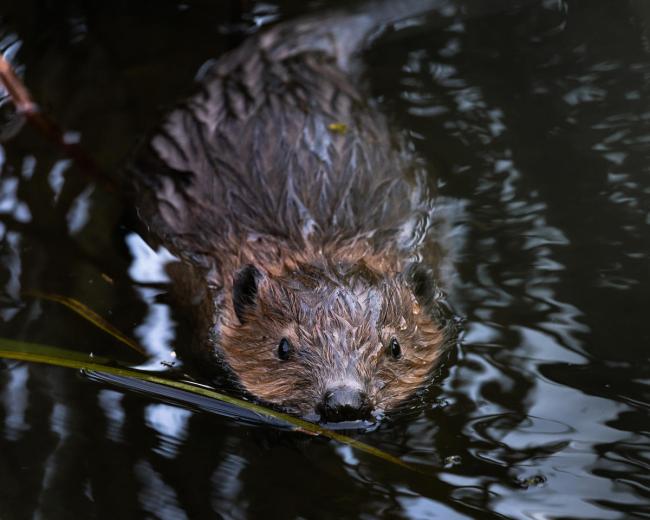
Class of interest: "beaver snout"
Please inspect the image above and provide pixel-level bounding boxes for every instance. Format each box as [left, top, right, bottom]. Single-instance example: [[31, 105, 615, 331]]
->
[[317, 385, 371, 422]]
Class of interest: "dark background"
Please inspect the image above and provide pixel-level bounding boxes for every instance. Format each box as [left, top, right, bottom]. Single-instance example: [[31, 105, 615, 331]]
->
[[0, 1, 648, 518]]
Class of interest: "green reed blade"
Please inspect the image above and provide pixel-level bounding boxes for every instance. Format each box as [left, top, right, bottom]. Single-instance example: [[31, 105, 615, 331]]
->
[[0, 337, 419, 473], [23, 290, 147, 356], [0, 336, 113, 365]]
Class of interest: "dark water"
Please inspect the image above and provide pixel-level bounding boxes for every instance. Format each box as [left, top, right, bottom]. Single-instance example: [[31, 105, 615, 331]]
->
[[0, 1, 649, 518]]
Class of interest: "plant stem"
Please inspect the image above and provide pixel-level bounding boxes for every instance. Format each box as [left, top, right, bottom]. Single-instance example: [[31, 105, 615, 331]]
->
[[0, 53, 118, 192]]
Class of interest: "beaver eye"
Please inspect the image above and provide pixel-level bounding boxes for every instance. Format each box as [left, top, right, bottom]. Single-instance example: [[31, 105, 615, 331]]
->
[[389, 337, 402, 359], [277, 338, 293, 361]]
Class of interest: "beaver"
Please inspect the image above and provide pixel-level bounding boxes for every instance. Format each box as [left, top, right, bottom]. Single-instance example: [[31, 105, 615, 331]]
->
[[127, 0, 457, 423]]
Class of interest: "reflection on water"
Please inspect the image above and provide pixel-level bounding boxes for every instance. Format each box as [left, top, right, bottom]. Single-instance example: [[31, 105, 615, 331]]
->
[[0, 0, 649, 518]]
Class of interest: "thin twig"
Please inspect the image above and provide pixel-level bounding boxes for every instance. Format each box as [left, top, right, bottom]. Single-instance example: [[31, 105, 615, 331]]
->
[[0, 53, 35, 111], [0, 53, 118, 192]]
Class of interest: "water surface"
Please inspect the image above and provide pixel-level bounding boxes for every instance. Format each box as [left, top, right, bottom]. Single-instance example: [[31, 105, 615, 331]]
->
[[0, 1, 648, 518]]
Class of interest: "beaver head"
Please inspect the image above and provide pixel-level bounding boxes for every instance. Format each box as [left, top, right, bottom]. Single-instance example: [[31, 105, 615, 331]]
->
[[215, 257, 450, 423]]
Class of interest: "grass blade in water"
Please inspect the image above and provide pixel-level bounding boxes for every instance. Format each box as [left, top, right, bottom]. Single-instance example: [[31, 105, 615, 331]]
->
[[0, 336, 113, 365], [23, 290, 146, 356], [0, 337, 418, 473]]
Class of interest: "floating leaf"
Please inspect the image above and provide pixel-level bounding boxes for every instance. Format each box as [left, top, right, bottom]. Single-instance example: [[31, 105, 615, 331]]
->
[[327, 122, 348, 134]]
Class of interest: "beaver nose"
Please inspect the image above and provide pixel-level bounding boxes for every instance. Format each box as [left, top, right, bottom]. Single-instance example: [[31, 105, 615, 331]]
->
[[317, 386, 370, 422]]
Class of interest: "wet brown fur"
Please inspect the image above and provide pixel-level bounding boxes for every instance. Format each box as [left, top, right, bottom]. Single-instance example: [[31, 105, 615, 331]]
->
[[218, 245, 445, 415], [128, 8, 454, 418]]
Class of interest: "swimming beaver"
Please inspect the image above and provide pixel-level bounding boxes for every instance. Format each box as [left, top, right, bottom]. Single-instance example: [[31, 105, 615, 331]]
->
[[128, 0, 457, 422]]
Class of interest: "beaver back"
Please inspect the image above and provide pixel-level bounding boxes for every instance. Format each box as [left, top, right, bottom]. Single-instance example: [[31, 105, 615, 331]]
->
[[128, 28, 433, 276]]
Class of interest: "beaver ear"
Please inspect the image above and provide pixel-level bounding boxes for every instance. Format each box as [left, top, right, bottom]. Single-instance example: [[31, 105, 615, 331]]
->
[[404, 262, 458, 327], [403, 262, 435, 303], [232, 264, 261, 325]]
